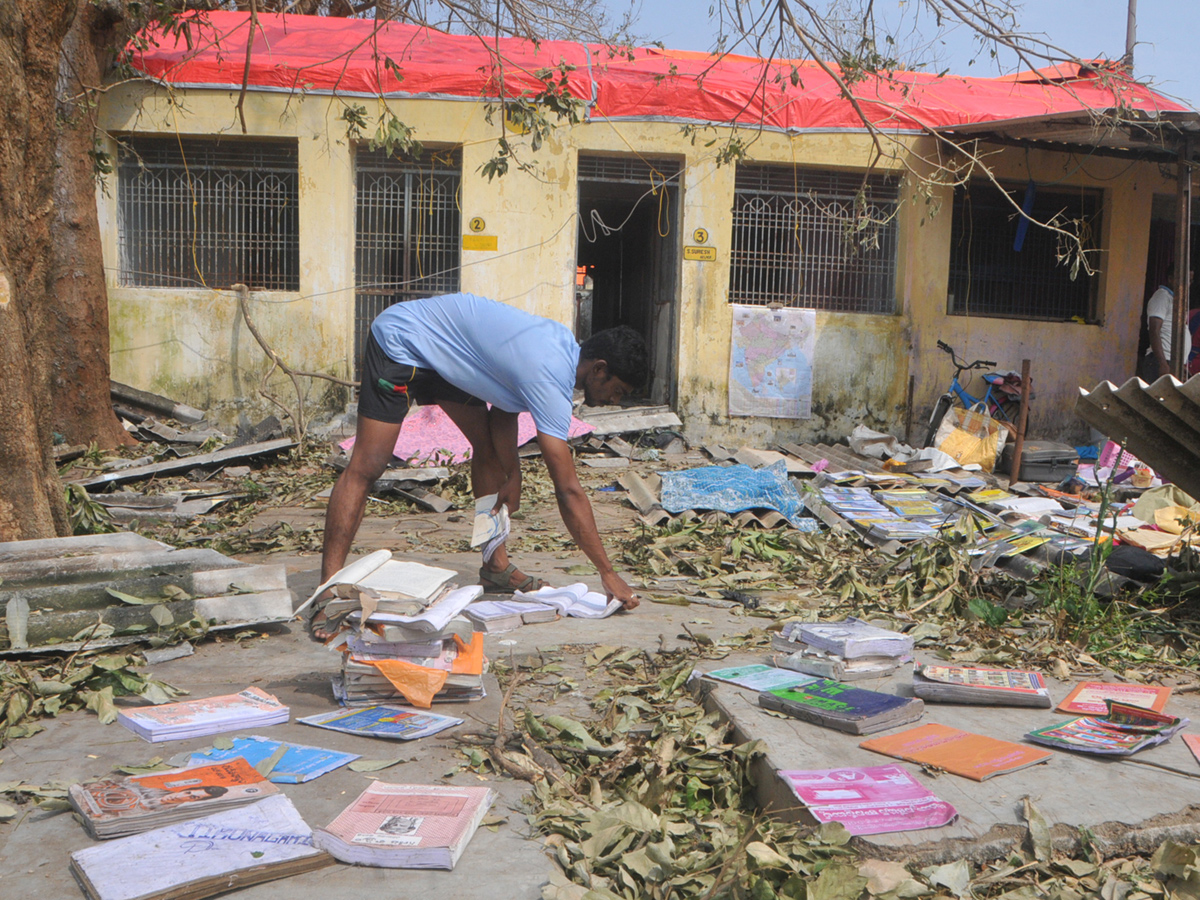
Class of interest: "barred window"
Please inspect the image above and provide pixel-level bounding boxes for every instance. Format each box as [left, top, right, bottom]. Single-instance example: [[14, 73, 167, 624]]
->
[[729, 165, 899, 313], [354, 147, 462, 367], [948, 182, 1101, 321], [118, 137, 299, 291]]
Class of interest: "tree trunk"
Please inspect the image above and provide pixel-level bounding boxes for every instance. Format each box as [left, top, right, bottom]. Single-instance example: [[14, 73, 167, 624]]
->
[[49, 1, 133, 449], [0, 1, 78, 541]]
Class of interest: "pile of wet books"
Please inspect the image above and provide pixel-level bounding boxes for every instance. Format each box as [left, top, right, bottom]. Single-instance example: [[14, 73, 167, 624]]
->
[[331, 596, 487, 706], [312, 551, 489, 708], [772, 618, 913, 682]]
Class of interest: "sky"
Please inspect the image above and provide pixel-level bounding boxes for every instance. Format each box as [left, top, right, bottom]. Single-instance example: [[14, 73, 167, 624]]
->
[[605, 1, 1200, 111]]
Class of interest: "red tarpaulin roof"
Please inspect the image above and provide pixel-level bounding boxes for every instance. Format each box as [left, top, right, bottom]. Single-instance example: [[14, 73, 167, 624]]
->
[[125, 11, 1190, 134]]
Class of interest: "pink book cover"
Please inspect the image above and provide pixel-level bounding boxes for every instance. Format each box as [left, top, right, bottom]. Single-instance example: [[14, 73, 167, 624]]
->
[[779, 765, 957, 836], [322, 782, 493, 850]]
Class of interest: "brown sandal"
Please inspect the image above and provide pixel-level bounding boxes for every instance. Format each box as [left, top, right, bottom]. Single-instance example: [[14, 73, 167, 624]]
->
[[478, 563, 547, 594], [302, 600, 347, 643]]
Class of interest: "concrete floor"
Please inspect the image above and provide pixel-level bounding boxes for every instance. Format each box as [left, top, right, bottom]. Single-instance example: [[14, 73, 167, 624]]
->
[[6, 473, 1200, 896], [700, 664, 1200, 863], [0, 540, 757, 900]]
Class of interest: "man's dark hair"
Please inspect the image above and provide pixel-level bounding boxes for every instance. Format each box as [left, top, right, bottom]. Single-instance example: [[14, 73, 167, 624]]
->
[[580, 326, 648, 389]]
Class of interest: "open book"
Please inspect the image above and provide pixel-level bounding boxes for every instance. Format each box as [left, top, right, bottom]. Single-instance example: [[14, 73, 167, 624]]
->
[[294, 550, 457, 619], [511, 583, 622, 618]]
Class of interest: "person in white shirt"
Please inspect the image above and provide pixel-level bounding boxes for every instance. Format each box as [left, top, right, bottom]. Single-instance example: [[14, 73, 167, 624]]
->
[[310, 294, 647, 639], [1142, 268, 1192, 381]]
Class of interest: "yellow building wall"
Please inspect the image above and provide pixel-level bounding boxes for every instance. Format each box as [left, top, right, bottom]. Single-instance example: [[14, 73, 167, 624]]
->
[[97, 82, 1172, 444]]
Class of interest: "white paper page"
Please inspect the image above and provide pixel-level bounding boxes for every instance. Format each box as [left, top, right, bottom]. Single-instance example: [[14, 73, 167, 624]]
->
[[350, 585, 483, 633], [512, 583, 621, 618], [355, 559, 457, 600], [70, 796, 320, 900], [294, 549, 392, 618]]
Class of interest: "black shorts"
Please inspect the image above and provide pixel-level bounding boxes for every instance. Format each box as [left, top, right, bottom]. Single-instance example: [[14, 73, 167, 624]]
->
[[357, 333, 484, 424]]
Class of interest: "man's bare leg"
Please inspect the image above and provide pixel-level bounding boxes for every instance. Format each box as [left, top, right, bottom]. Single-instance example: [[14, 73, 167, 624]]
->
[[314, 415, 401, 638], [438, 402, 536, 587]]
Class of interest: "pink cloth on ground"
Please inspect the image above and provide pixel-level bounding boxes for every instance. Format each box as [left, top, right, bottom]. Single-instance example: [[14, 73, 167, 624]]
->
[[339, 404, 595, 465]]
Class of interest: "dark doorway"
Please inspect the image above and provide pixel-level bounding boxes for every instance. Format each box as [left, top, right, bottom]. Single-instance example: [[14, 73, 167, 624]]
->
[[576, 155, 681, 405], [1140, 194, 1199, 360]]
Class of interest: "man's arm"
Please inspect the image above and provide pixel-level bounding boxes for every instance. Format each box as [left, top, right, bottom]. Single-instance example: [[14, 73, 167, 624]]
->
[[536, 432, 639, 609], [1148, 316, 1171, 377]]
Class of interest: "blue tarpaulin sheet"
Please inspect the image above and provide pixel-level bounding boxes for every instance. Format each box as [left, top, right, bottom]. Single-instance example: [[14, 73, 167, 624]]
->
[[659, 461, 818, 530]]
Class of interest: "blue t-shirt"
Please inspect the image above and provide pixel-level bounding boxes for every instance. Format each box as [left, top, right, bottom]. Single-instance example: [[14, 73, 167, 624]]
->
[[371, 294, 580, 440]]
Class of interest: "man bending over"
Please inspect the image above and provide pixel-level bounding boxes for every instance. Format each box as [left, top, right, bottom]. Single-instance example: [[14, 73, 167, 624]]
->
[[312, 293, 646, 639]]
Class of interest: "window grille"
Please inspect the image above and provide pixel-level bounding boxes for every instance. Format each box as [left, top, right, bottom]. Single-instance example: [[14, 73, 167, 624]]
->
[[577, 155, 681, 185], [729, 165, 899, 313], [118, 137, 299, 291], [354, 148, 462, 370], [948, 182, 1101, 321]]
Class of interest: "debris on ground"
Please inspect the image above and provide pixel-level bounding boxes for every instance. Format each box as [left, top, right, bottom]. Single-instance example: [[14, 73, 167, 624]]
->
[[0, 532, 292, 655]]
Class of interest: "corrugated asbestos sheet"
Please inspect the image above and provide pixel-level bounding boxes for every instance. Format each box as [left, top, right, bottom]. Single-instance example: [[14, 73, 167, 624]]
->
[[1075, 375, 1200, 500]]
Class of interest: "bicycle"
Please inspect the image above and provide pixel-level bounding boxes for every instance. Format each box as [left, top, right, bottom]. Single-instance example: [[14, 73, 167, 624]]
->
[[923, 340, 1025, 448]]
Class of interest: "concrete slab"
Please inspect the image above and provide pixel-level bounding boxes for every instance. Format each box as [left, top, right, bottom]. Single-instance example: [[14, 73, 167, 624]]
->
[[697, 658, 1200, 864], [0, 551, 757, 900]]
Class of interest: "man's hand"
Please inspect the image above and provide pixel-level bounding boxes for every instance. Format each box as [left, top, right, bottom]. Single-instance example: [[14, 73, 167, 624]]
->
[[494, 469, 522, 514], [1158, 358, 1172, 378], [601, 570, 639, 610]]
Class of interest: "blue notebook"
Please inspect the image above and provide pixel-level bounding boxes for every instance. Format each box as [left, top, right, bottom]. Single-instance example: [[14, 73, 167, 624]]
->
[[759, 679, 924, 735], [187, 735, 359, 783]]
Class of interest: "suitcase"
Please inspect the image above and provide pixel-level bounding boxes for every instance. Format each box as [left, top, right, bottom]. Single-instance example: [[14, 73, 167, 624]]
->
[[1001, 440, 1079, 482]]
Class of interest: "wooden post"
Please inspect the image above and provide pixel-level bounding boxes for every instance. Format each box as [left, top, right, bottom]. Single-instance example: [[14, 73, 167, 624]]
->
[[1009, 359, 1032, 482], [1173, 143, 1191, 379], [904, 374, 915, 446]]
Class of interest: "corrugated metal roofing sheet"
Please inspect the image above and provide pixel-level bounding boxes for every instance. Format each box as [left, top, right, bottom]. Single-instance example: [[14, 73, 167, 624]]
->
[[1075, 375, 1200, 499]]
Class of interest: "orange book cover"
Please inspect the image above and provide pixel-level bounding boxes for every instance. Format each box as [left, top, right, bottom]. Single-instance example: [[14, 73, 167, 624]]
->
[[70, 757, 277, 823], [1056, 682, 1171, 716], [1183, 734, 1200, 765], [860, 723, 1052, 781]]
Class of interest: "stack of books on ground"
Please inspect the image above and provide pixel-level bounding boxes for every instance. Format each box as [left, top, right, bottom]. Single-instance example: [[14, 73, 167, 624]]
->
[[818, 487, 895, 524], [313, 782, 494, 869], [772, 618, 913, 681], [69, 758, 279, 839], [463, 598, 558, 633], [117, 687, 289, 742], [912, 664, 1052, 708], [780, 765, 957, 835], [758, 679, 924, 735], [335, 626, 487, 706], [69, 795, 333, 900], [1025, 701, 1189, 756], [321, 573, 489, 707]]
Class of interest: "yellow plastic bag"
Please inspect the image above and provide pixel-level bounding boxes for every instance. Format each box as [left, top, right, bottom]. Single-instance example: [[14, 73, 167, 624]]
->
[[1155, 505, 1200, 535], [933, 405, 1008, 472]]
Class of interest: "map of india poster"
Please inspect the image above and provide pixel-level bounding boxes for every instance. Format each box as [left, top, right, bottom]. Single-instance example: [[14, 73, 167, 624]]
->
[[729, 306, 816, 418]]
